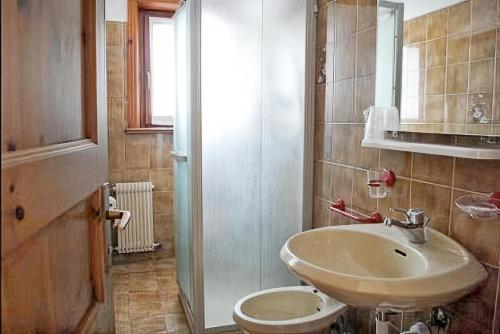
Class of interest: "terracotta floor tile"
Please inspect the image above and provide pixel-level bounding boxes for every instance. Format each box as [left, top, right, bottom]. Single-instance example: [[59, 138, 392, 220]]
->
[[113, 256, 184, 331], [115, 321, 132, 334], [129, 272, 159, 292], [114, 293, 130, 321], [131, 315, 167, 333]]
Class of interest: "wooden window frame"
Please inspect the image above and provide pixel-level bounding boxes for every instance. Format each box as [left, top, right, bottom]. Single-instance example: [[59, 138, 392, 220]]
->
[[139, 10, 174, 128], [127, 0, 179, 130]]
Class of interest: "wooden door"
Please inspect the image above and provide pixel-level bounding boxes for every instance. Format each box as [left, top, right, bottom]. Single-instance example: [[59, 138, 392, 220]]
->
[[1, 0, 111, 332]]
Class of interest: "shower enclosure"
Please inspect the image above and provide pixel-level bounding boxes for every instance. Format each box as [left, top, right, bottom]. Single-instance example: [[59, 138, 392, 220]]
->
[[172, 0, 315, 331]]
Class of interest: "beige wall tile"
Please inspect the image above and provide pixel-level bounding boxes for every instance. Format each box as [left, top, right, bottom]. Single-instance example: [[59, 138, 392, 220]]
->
[[352, 169, 377, 215], [153, 214, 171, 243], [315, 84, 327, 123], [494, 91, 500, 123], [445, 94, 468, 123], [126, 135, 150, 169], [109, 123, 127, 171], [330, 164, 354, 204], [313, 197, 333, 228], [427, 9, 448, 40], [331, 124, 354, 164], [314, 123, 332, 161], [448, 1, 471, 35], [150, 169, 173, 191], [150, 134, 173, 169], [335, 37, 356, 81], [454, 159, 500, 193], [106, 44, 126, 98], [354, 75, 375, 122], [325, 82, 334, 122], [410, 16, 427, 44], [153, 191, 173, 216], [334, 0, 357, 41], [124, 169, 150, 182], [314, 162, 332, 199], [447, 34, 470, 65], [496, 57, 500, 92], [325, 43, 334, 83], [425, 95, 445, 122], [471, 29, 496, 61], [469, 59, 494, 93], [446, 63, 468, 94], [380, 150, 412, 178], [427, 37, 447, 68], [333, 79, 355, 122], [426, 66, 445, 95], [106, 22, 126, 46], [471, 0, 497, 32], [356, 28, 376, 77], [410, 181, 451, 234], [412, 153, 454, 185], [109, 170, 126, 183], [357, 0, 377, 32]]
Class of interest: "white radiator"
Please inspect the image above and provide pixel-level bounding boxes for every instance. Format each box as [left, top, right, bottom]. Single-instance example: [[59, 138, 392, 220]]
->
[[115, 182, 155, 253]]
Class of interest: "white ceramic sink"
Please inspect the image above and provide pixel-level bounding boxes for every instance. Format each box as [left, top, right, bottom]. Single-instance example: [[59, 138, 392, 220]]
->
[[280, 224, 487, 310]]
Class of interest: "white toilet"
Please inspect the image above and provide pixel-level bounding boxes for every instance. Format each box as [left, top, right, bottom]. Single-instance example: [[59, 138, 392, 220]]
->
[[233, 286, 346, 334]]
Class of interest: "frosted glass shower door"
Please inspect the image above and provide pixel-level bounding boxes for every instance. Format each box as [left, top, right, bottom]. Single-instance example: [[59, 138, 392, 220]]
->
[[173, 2, 193, 307], [201, 0, 263, 328], [201, 0, 309, 329]]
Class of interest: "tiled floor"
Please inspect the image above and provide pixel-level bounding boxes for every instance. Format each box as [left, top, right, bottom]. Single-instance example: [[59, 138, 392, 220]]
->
[[112, 257, 191, 333]]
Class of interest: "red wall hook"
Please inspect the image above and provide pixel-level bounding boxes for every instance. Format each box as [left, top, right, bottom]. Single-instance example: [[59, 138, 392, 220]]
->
[[329, 198, 383, 224]]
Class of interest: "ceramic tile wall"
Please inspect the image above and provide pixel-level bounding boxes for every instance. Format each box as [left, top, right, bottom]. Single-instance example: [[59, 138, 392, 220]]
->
[[399, 0, 500, 136], [315, 0, 500, 332], [106, 22, 175, 260]]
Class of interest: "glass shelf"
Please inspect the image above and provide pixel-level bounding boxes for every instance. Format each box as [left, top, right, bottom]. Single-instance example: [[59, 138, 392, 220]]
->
[[454, 193, 500, 221]]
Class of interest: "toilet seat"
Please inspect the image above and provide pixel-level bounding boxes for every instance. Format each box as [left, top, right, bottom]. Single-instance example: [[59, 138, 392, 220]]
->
[[233, 286, 346, 334]]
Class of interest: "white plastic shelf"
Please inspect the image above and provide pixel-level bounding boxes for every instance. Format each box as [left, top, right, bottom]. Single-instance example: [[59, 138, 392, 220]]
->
[[362, 138, 500, 160]]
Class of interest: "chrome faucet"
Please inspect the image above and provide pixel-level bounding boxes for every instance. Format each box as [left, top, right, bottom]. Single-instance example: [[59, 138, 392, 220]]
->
[[384, 208, 431, 244]]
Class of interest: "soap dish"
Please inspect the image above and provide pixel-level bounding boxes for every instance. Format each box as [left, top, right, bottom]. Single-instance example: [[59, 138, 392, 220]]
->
[[455, 192, 500, 221]]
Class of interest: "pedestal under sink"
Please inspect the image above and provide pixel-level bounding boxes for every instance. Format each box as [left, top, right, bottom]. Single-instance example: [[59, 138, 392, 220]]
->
[[280, 224, 487, 310]]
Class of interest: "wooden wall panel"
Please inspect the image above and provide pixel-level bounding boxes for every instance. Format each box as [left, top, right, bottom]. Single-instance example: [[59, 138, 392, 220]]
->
[[1, 0, 85, 152], [1, 200, 93, 333]]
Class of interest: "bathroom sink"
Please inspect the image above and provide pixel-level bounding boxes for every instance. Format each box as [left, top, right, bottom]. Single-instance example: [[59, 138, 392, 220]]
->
[[280, 224, 487, 310]]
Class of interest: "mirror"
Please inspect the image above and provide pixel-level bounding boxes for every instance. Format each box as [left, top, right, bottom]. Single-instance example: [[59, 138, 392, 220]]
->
[[375, 0, 500, 136]]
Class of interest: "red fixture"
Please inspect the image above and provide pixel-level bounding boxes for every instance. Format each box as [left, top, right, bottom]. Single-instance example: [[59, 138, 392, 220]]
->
[[488, 192, 500, 208], [367, 169, 396, 188], [329, 198, 383, 224]]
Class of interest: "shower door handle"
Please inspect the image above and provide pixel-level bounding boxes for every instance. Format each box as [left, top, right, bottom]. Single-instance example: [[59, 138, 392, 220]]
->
[[170, 151, 188, 162]]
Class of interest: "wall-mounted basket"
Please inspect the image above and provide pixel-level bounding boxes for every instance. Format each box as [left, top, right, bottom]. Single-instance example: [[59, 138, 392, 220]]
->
[[366, 168, 396, 199], [454, 192, 500, 221]]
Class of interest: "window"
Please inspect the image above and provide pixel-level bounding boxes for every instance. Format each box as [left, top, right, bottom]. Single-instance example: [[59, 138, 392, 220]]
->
[[139, 10, 175, 128]]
